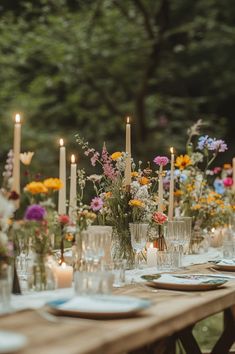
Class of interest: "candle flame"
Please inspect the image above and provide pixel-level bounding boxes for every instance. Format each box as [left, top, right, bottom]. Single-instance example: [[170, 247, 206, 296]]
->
[[126, 116, 130, 124], [71, 154, 75, 164], [59, 138, 64, 147], [170, 147, 174, 154], [61, 262, 66, 269], [15, 113, 21, 123], [211, 227, 215, 233]]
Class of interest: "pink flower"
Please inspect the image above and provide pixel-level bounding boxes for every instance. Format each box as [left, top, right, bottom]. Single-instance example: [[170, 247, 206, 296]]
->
[[213, 167, 222, 174], [90, 197, 104, 211], [152, 212, 168, 225], [223, 177, 233, 187], [101, 144, 117, 180], [91, 151, 100, 166], [153, 156, 169, 166]]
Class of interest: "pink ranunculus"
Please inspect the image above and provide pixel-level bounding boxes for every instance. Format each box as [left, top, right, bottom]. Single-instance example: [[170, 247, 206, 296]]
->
[[90, 197, 104, 211], [223, 177, 233, 187], [153, 156, 169, 166], [152, 211, 168, 225]]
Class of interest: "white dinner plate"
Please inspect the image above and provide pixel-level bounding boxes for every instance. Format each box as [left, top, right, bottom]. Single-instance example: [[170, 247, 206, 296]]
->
[[213, 260, 235, 272], [0, 331, 28, 353], [141, 273, 227, 291], [47, 295, 151, 319]]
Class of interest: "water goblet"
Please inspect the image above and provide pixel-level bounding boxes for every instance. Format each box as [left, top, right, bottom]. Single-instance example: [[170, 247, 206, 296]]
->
[[129, 223, 148, 268]]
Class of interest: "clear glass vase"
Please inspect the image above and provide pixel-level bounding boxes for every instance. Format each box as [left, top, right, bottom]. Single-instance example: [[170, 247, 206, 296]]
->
[[111, 228, 135, 268], [189, 230, 205, 254], [0, 262, 12, 313], [28, 254, 55, 291]]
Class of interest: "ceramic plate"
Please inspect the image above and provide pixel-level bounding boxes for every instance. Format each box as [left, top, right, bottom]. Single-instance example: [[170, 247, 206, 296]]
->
[[141, 273, 227, 291], [0, 331, 27, 353], [213, 260, 235, 272], [47, 295, 151, 319]]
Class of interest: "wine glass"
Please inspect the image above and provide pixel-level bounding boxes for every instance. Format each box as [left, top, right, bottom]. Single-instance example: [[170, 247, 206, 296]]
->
[[129, 223, 148, 268]]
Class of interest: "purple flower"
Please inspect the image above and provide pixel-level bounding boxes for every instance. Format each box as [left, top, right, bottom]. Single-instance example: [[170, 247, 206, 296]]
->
[[197, 136, 227, 152], [210, 139, 227, 152], [153, 156, 169, 166], [24, 204, 46, 221], [90, 197, 104, 211]]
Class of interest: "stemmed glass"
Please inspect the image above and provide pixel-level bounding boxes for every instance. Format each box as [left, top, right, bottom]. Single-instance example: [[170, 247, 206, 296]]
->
[[129, 223, 148, 268]]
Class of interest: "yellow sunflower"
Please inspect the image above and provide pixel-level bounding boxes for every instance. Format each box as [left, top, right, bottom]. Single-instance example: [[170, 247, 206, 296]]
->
[[175, 154, 192, 170]]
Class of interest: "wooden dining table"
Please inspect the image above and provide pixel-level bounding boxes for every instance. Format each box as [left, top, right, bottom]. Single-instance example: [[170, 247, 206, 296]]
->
[[1, 263, 235, 354]]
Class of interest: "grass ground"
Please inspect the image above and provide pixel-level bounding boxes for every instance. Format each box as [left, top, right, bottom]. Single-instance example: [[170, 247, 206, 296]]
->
[[176, 313, 224, 353]]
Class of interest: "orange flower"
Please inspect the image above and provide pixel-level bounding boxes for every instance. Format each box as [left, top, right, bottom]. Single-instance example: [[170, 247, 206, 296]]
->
[[131, 171, 139, 178], [111, 152, 122, 160], [24, 182, 48, 195], [174, 189, 183, 197], [139, 177, 150, 185], [43, 178, 63, 191], [104, 191, 112, 199], [223, 163, 232, 170], [175, 155, 192, 170], [129, 199, 145, 208]]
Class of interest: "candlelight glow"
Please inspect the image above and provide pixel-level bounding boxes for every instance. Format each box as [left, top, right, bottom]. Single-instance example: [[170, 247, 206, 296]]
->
[[15, 114, 21, 123], [170, 147, 174, 154], [61, 262, 66, 269], [71, 154, 75, 164], [211, 228, 215, 233], [59, 138, 64, 147], [126, 116, 130, 124]]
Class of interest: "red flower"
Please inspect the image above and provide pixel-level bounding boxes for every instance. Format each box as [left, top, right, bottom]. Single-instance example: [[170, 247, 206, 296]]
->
[[152, 212, 168, 225], [58, 214, 70, 225]]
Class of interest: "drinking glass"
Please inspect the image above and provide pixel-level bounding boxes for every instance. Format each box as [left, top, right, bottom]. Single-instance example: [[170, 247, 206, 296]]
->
[[129, 223, 148, 268], [165, 220, 186, 268], [104, 260, 126, 288], [174, 216, 192, 254]]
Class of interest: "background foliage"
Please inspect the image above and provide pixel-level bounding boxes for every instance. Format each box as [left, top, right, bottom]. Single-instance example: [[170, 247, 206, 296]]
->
[[0, 0, 235, 179]]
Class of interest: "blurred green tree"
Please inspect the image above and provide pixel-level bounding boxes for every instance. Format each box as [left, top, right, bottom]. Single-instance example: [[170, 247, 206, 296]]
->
[[0, 0, 234, 179]]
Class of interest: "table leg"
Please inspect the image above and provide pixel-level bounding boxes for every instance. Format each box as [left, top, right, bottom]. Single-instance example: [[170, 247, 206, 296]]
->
[[178, 326, 202, 354], [211, 306, 235, 354]]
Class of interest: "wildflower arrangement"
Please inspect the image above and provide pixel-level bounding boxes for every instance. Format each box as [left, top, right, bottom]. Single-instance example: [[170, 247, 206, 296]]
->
[[76, 134, 167, 263], [172, 120, 233, 233]]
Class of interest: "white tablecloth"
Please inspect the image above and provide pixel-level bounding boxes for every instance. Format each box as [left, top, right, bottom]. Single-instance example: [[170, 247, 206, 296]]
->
[[10, 247, 222, 312]]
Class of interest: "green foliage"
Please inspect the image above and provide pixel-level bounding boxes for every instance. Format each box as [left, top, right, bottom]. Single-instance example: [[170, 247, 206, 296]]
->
[[0, 0, 234, 180]]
